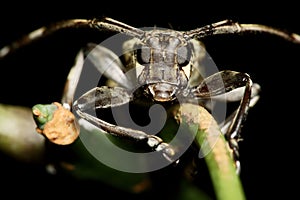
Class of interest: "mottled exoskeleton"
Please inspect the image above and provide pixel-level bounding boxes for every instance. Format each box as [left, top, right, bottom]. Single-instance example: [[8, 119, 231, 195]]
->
[[120, 30, 207, 102]]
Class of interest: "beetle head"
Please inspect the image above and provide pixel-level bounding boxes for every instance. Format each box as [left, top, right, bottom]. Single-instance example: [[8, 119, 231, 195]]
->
[[136, 30, 192, 102]]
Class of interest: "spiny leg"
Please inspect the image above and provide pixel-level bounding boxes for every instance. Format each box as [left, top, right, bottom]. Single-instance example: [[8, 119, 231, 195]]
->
[[73, 86, 176, 162], [192, 70, 253, 173], [214, 79, 261, 175], [220, 82, 261, 134], [224, 73, 252, 174], [185, 19, 300, 44]]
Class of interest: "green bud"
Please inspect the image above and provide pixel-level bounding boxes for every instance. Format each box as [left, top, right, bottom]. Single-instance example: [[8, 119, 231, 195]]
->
[[32, 103, 58, 130]]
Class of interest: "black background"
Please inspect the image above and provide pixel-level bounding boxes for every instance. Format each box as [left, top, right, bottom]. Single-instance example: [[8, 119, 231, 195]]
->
[[0, 2, 299, 199]]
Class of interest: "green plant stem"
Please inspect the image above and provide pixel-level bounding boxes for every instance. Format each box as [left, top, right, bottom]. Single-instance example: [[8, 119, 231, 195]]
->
[[177, 103, 245, 200]]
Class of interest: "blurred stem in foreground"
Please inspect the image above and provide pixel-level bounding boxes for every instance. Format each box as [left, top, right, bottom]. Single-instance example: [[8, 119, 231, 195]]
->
[[0, 104, 45, 163]]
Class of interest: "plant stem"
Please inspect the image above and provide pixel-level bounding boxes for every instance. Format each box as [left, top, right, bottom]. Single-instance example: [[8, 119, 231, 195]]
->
[[0, 104, 45, 163], [176, 103, 246, 200]]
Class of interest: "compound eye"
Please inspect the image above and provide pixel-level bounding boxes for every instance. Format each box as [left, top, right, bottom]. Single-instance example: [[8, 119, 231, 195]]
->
[[136, 45, 151, 64], [177, 45, 191, 66]]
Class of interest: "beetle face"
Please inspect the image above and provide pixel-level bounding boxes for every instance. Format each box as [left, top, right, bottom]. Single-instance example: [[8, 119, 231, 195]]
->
[[136, 30, 192, 102]]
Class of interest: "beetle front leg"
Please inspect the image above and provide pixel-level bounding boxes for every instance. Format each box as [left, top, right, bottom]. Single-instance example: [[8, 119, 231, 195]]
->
[[73, 86, 176, 162], [222, 72, 252, 174], [192, 70, 254, 173], [219, 82, 260, 134]]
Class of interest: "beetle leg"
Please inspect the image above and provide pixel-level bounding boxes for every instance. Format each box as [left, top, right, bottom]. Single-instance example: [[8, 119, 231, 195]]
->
[[73, 86, 176, 162], [219, 82, 260, 134], [192, 70, 253, 173]]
